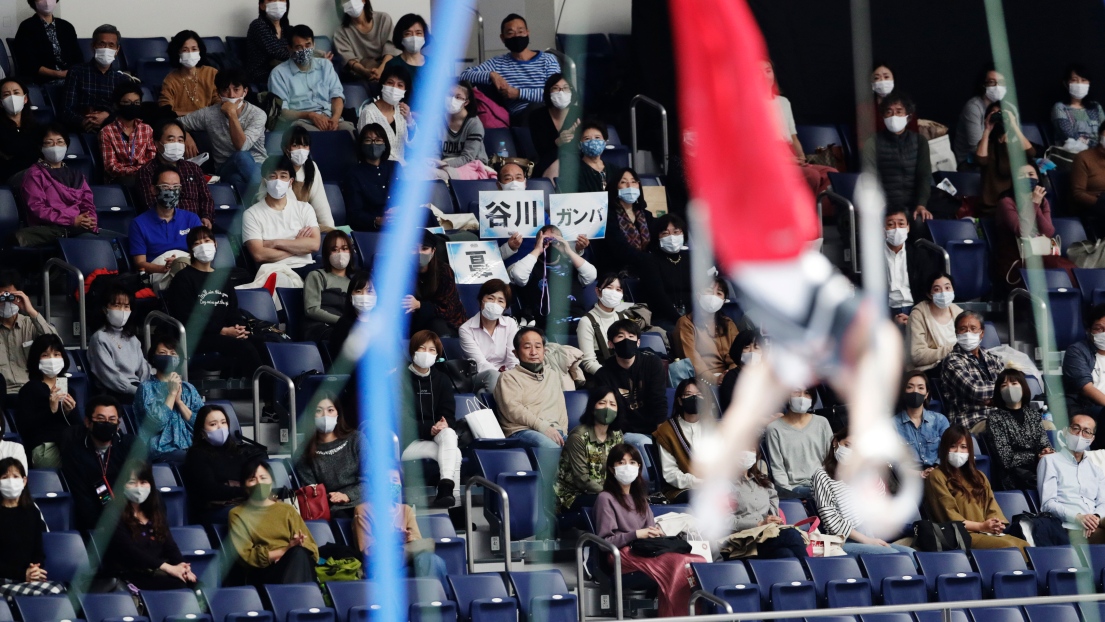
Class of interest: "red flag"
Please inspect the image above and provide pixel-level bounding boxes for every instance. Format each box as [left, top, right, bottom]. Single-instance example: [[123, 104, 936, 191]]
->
[[670, 0, 818, 265]]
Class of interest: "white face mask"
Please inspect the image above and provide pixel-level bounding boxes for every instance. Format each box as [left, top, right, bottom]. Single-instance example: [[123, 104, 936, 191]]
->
[[481, 301, 504, 321], [446, 96, 465, 115], [872, 79, 895, 97], [789, 395, 812, 414], [946, 450, 969, 468], [659, 234, 684, 254], [1070, 83, 1090, 100], [289, 148, 310, 167], [550, 91, 572, 110], [106, 309, 131, 328], [741, 350, 761, 366], [221, 96, 243, 106], [35, 0, 56, 14], [957, 332, 982, 351], [94, 48, 117, 67], [342, 0, 364, 17], [0, 477, 24, 499], [402, 36, 425, 54], [124, 484, 151, 505], [600, 288, 623, 309], [502, 180, 526, 192], [1000, 383, 1023, 406], [932, 291, 955, 309], [413, 351, 436, 370], [193, 242, 216, 263], [1094, 332, 1105, 351], [613, 464, 639, 485], [986, 85, 1007, 102], [1065, 429, 1094, 453], [2, 95, 25, 116], [0, 302, 18, 319], [329, 251, 350, 270], [266, 178, 291, 199], [381, 85, 406, 106], [39, 357, 64, 378], [885, 226, 909, 247], [265, 1, 287, 21], [162, 142, 185, 162], [42, 145, 67, 164], [352, 293, 376, 313], [315, 415, 337, 434], [738, 451, 757, 470], [834, 445, 852, 464], [698, 293, 725, 314], [179, 51, 201, 68], [884, 114, 909, 133]]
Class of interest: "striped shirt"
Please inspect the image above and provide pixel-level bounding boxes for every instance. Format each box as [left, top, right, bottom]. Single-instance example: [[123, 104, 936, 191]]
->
[[811, 467, 887, 538], [459, 51, 560, 115]]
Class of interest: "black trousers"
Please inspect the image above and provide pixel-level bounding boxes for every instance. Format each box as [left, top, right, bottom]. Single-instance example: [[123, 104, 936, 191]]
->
[[250, 545, 316, 586]]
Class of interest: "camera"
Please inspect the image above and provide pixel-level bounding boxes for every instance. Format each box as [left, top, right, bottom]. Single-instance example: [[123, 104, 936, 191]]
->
[[0, 292, 17, 304]]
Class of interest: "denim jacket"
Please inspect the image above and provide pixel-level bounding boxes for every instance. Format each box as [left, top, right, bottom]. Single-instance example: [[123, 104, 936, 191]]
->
[[894, 409, 951, 468]]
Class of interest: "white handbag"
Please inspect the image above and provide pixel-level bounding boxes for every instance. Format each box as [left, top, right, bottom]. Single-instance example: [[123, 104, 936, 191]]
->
[[461, 396, 505, 439]]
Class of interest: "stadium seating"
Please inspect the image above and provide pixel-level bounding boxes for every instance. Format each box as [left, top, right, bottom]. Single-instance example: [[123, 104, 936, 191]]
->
[[207, 587, 275, 622], [447, 574, 517, 622], [264, 584, 336, 622]]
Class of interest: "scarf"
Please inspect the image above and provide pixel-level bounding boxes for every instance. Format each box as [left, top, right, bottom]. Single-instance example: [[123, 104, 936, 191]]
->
[[617, 206, 651, 251]]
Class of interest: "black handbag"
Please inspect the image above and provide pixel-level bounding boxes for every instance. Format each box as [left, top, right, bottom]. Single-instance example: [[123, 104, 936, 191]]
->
[[440, 358, 477, 394], [629, 536, 691, 557], [912, 520, 971, 552]]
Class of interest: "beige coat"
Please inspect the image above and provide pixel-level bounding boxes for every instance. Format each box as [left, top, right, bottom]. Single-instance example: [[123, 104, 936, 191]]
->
[[493, 362, 569, 437], [907, 301, 963, 371]]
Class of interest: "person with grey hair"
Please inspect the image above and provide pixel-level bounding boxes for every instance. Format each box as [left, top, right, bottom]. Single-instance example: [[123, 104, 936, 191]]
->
[[940, 310, 1004, 429], [492, 326, 568, 449], [61, 24, 135, 133]]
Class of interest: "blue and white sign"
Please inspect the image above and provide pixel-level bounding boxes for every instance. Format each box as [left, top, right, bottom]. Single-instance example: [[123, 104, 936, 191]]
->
[[446, 240, 509, 284], [549, 192, 608, 240], [478, 190, 546, 238]]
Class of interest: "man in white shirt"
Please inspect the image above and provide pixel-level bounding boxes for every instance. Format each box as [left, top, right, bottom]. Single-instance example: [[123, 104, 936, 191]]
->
[[242, 156, 321, 277], [1038, 413, 1105, 543], [508, 225, 596, 327]]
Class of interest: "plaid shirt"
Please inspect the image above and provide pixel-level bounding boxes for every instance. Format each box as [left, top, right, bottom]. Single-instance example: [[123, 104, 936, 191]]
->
[[134, 158, 214, 222], [100, 119, 158, 182], [939, 344, 1004, 429], [62, 60, 134, 128]]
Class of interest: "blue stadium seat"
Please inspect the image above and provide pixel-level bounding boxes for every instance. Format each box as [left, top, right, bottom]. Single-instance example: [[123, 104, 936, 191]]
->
[[1048, 290, 1085, 350], [1074, 267, 1105, 307], [1081, 544, 1105, 590], [1024, 605, 1079, 622], [81, 592, 150, 622], [473, 448, 544, 540], [1025, 546, 1092, 596], [202, 37, 227, 55], [27, 468, 65, 493], [914, 551, 982, 601], [1079, 603, 1105, 622], [563, 390, 588, 430], [14, 596, 80, 622], [803, 556, 872, 607], [264, 342, 347, 418], [993, 490, 1032, 521], [451, 179, 499, 215], [210, 234, 239, 270], [455, 283, 482, 318], [306, 519, 337, 546], [638, 333, 667, 357], [796, 125, 847, 161], [1025, 488, 1040, 512], [351, 231, 379, 267], [415, 515, 467, 576], [928, 219, 982, 248], [1019, 268, 1072, 292], [327, 581, 376, 622], [171, 525, 221, 586], [343, 84, 369, 117], [137, 59, 173, 87], [1052, 218, 1088, 256], [209, 183, 241, 208], [428, 179, 455, 215], [121, 37, 170, 67], [405, 578, 458, 622], [1021, 123, 1047, 147], [213, 206, 244, 239], [860, 615, 912, 622], [508, 569, 577, 622], [206, 587, 274, 622], [968, 608, 1024, 622], [916, 612, 969, 622], [324, 183, 347, 227], [932, 171, 982, 198], [42, 530, 92, 583], [970, 548, 1036, 598], [275, 287, 305, 341], [237, 288, 279, 324], [858, 554, 925, 605], [447, 574, 517, 622], [691, 562, 760, 615], [265, 584, 337, 622], [58, 237, 124, 278], [308, 131, 357, 181], [484, 128, 517, 158], [141, 589, 212, 622], [779, 499, 808, 524], [746, 558, 817, 611]]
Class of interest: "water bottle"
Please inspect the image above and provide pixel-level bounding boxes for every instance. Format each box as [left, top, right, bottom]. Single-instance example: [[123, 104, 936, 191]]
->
[[497, 141, 508, 158]]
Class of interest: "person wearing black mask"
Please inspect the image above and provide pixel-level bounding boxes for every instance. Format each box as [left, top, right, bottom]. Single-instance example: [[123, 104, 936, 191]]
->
[[60, 395, 134, 530], [458, 13, 560, 122], [135, 336, 204, 465], [99, 82, 157, 186], [346, 123, 401, 231], [893, 370, 949, 477], [594, 320, 667, 445], [653, 379, 708, 502]]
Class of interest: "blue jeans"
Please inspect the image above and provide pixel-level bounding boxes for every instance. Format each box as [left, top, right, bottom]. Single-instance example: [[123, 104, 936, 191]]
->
[[218, 151, 262, 204], [511, 428, 566, 448], [843, 542, 916, 560], [411, 551, 448, 582], [780, 485, 813, 500]]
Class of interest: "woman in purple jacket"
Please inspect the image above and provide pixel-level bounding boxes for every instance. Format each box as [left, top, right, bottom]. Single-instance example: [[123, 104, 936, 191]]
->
[[17, 123, 99, 246]]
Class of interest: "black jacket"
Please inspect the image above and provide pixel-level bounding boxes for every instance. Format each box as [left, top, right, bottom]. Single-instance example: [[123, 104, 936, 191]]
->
[[13, 15, 84, 83], [0, 504, 45, 581], [594, 351, 668, 435], [60, 424, 135, 531], [183, 441, 266, 513], [407, 367, 456, 441]]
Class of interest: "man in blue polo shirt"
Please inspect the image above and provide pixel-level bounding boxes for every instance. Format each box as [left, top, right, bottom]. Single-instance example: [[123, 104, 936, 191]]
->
[[128, 167, 202, 285]]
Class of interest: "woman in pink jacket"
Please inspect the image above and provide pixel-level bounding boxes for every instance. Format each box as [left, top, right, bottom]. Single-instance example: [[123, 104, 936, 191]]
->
[[17, 123, 100, 247]]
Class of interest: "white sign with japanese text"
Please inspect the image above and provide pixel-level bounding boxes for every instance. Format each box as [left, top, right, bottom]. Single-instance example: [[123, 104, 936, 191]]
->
[[548, 192, 608, 239], [446, 241, 509, 284], [478, 190, 546, 238]]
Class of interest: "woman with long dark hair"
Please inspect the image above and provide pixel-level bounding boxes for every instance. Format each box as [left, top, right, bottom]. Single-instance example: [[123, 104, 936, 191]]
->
[[988, 368, 1053, 490], [101, 462, 196, 590], [893, 370, 949, 474], [88, 285, 152, 402], [728, 446, 808, 558], [330, 271, 375, 358], [304, 230, 354, 342], [647, 213, 692, 328], [719, 328, 764, 411], [672, 275, 737, 386], [346, 124, 400, 231], [924, 425, 1028, 555], [0, 457, 64, 599], [601, 167, 654, 274], [408, 230, 466, 337], [653, 378, 713, 502], [281, 126, 335, 230], [0, 77, 40, 182], [594, 444, 704, 618], [977, 100, 1035, 211], [1052, 63, 1105, 147], [183, 405, 266, 523], [295, 395, 364, 518], [438, 80, 487, 170], [555, 385, 624, 512], [528, 73, 582, 178]]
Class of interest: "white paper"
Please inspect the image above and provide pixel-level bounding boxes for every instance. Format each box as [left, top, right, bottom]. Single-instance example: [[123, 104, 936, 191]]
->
[[446, 240, 509, 284], [478, 190, 546, 238], [548, 192, 608, 240]]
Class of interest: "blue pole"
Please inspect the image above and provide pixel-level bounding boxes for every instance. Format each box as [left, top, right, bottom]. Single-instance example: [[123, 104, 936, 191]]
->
[[359, 0, 474, 618]]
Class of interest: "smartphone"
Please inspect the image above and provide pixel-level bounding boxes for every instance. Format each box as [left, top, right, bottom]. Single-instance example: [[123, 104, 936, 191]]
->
[[55, 376, 68, 395]]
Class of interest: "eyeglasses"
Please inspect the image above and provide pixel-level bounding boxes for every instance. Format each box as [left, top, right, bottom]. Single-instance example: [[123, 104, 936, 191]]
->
[[1070, 425, 1096, 439]]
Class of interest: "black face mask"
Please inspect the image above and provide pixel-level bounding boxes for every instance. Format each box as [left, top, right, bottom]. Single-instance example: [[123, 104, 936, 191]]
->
[[613, 338, 638, 359], [903, 392, 925, 409], [117, 103, 141, 120], [503, 35, 529, 54], [90, 420, 118, 442], [361, 143, 386, 161], [683, 395, 700, 415]]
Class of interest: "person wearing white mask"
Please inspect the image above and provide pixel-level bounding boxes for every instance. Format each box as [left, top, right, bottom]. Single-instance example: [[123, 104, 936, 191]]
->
[[765, 387, 831, 500], [727, 443, 809, 558], [160, 30, 219, 117], [673, 276, 738, 386], [303, 230, 354, 342], [0, 77, 41, 181], [60, 24, 130, 133], [183, 405, 267, 524], [0, 270, 56, 398], [357, 64, 415, 162], [863, 94, 935, 226], [269, 24, 355, 134], [296, 395, 366, 517], [135, 120, 214, 228], [128, 168, 204, 281], [242, 155, 321, 274], [437, 81, 488, 171], [459, 278, 519, 394], [401, 331, 459, 508], [279, 126, 335, 230], [648, 214, 692, 328], [528, 73, 582, 179], [719, 328, 765, 412], [135, 336, 204, 464], [879, 207, 938, 326], [924, 425, 1029, 554], [908, 273, 963, 372], [383, 13, 429, 84], [813, 429, 917, 557], [577, 274, 630, 375], [954, 65, 1019, 169], [88, 286, 153, 401], [18, 123, 103, 247], [1039, 413, 1105, 543], [246, 0, 292, 85], [593, 444, 705, 618], [1063, 305, 1105, 429], [988, 368, 1053, 490], [868, 62, 918, 135], [333, 0, 400, 84], [102, 462, 197, 590], [653, 378, 707, 502], [329, 272, 376, 358], [1052, 63, 1105, 148], [14, 334, 71, 468], [13, 0, 83, 85], [0, 456, 65, 597], [601, 167, 655, 275], [940, 310, 1005, 429]]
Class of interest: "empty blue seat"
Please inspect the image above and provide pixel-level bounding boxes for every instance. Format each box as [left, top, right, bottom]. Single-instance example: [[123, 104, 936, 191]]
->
[[1052, 217, 1088, 256], [779, 499, 808, 524], [1024, 605, 1080, 622], [1019, 268, 1073, 292], [264, 342, 347, 419], [968, 608, 1024, 622], [563, 390, 588, 430], [206, 586, 274, 622], [796, 125, 847, 161], [14, 595, 80, 622], [237, 288, 279, 324], [121, 37, 170, 66], [970, 548, 1036, 598], [265, 584, 337, 622], [309, 131, 357, 181], [81, 593, 150, 622], [803, 556, 871, 607], [447, 574, 516, 622], [58, 237, 123, 278], [405, 578, 458, 622], [451, 179, 499, 215], [141, 589, 212, 622], [42, 530, 91, 583], [1025, 546, 1092, 595], [858, 554, 925, 605], [915, 551, 982, 601], [1021, 123, 1047, 147], [30, 474, 72, 531], [746, 558, 817, 611], [916, 612, 969, 622], [90, 184, 130, 209], [152, 464, 187, 527], [415, 515, 466, 576], [455, 284, 482, 318], [306, 519, 337, 546], [993, 490, 1032, 521], [327, 581, 379, 622], [1074, 268, 1105, 307], [509, 569, 577, 622], [473, 449, 543, 540], [860, 615, 912, 622], [324, 183, 347, 227], [428, 179, 455, 214], [170, 525, 220, 586], [209, 183, 241, 208], [275, 287, 305, 341], [1047, 290, 1085, 350], [691, 562, 759, 614]]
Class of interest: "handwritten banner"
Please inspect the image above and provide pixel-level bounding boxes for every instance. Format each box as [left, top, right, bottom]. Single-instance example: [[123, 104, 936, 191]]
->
[[478, 190, 546, 238], [549, 192, 608, 240], [446, 240, 509, 284]]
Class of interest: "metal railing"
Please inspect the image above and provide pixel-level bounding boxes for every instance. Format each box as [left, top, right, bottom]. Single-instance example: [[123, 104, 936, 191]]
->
[[252, 365, 296, 451], [1008, 287, 1051, 369], [464, 476, 512, 573], [817, 189, 858, 274], [915, 238, 952, 274], [467, 7, 484, 64], [43, 258, 87, 350], [545, 48, 578, 88], [142, 311, 189, 382], [575, 533, 624, 621], [629, 95, 669, 175], [688, 591, 733, 615]]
